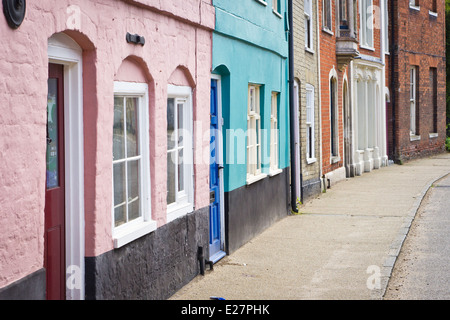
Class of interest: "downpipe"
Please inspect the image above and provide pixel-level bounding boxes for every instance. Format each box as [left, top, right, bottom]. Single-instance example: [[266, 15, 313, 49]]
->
[[288, 0, 303, 213]]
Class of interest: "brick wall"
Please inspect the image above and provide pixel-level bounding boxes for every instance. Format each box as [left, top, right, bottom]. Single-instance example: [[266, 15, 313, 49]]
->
[[293, 0, 322, 198], [390, 0, 446, 161], [318, 0, 348, 175]]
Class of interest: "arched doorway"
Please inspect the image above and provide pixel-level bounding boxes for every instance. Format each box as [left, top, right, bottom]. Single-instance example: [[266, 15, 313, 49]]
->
[[46, 33, 85, 300], [343, 79, 351, 177]]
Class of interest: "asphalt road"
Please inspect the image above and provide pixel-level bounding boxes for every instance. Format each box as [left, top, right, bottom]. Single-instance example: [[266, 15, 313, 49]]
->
[[384, 172, 450, 300]]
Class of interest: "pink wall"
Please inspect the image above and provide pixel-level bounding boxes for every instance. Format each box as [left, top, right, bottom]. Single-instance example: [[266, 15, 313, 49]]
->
[[0, 0, 213, 289]]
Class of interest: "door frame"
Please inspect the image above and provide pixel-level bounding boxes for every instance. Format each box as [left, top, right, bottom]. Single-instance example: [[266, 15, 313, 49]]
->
[[48, 33, 85, 300], [210, 74, 226, 259]]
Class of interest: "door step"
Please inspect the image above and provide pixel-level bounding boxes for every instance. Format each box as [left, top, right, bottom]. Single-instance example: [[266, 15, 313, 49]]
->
[[209, 250, 226, 264]]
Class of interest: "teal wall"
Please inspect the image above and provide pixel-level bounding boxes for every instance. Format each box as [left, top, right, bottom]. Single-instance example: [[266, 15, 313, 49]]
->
[[212, 0, 290, 193]]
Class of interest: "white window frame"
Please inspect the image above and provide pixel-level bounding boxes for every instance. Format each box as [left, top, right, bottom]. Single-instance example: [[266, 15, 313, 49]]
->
[[305, 0, 314, 53], [112, 81, 156, 249], [360, 0, 374, 50], [305, 84, 316, 164], [409, 0, 420, 11], [323, 0, 332, 33], [429, 0, 437, 16], [270, 92, 282, 176], [409, 66, 420, 139], [384, 0, 389, 54], [273, 0, 283, 18], [166, 84, 194, 222], [272, 0, 278, 11], [255, 0, 268, 7], [430, 67, 438, 136], [247, 84, 266, 184], [330, 75, 339, 159]]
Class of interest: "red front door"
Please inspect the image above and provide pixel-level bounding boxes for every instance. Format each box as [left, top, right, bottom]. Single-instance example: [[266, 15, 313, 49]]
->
[[45, 63, 66, 300]]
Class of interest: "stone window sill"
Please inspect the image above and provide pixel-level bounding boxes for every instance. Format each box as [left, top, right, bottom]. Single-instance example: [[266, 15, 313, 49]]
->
[[269, 168, 283, 177], [305, 47, 315, 54], [331, 156, 340, 164], [322, 27, 334, 36], [113, 220, 157, 249], [246, 173, 268, 185], [273, 9, 282, 19]]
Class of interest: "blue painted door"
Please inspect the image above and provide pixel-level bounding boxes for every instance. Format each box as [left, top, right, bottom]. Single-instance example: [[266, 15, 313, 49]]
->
[[209, 79, 225, 262]]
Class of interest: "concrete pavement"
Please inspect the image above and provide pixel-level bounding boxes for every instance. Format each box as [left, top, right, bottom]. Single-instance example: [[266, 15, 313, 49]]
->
[[169, 153, 450, 300]]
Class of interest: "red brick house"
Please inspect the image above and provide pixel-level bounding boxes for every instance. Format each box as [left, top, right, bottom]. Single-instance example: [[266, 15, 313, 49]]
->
[[387, 0, 446, 162], [318, 0, 351, 186], [319, 0, 390, 186]]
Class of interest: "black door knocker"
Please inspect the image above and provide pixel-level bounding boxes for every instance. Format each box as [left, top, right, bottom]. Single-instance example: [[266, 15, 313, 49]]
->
[[3, 0, 26, 29]]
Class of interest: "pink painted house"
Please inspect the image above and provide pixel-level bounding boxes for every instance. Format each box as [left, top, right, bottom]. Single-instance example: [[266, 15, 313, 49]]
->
[[0, 0, 214, 300]]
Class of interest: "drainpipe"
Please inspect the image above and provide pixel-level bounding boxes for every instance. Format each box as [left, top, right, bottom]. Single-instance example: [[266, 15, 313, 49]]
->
[[288, 0, 301, 212], [390, 0, 396, 161], [380, 0, 387, 165]]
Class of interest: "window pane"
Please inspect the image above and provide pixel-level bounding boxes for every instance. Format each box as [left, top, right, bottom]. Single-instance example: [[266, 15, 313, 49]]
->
[[114, 205, 126, 227], [167, 150, 176, 204], [113, 97, 125, 160], [271, 93, 277, 118], [270, 122, 275, 168], [256, 118, 260, 169], [177, 102, 184, 146], [126, 97, 139, 157], [325, 0, 332, 29], [366, 0, 373, 45], [128, 198, 140, 222], [47, 78, 59, 189], [167, 98, 175, 150], [339, 0, 348, 28], [178, 148, 185, 192], [249, 87, 255, 112], [247, 119, 252, 148], [306, 19, 311, 48], [113, 162, 126, 207], [127, 160, 140, 201], [410, 101, 416, 134], [307, 125, 310, 157], [257, 143, 260, 170], [256, 119, 260, 145]]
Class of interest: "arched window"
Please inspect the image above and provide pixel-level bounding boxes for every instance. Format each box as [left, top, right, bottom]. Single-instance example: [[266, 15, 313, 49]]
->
[[166, 84, 194, 222], [330, 77, 338, 157], [112, 57, 156, 248]]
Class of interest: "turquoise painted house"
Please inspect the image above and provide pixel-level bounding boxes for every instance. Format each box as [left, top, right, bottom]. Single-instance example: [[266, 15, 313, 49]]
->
[[209, 0, 290, 257]]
